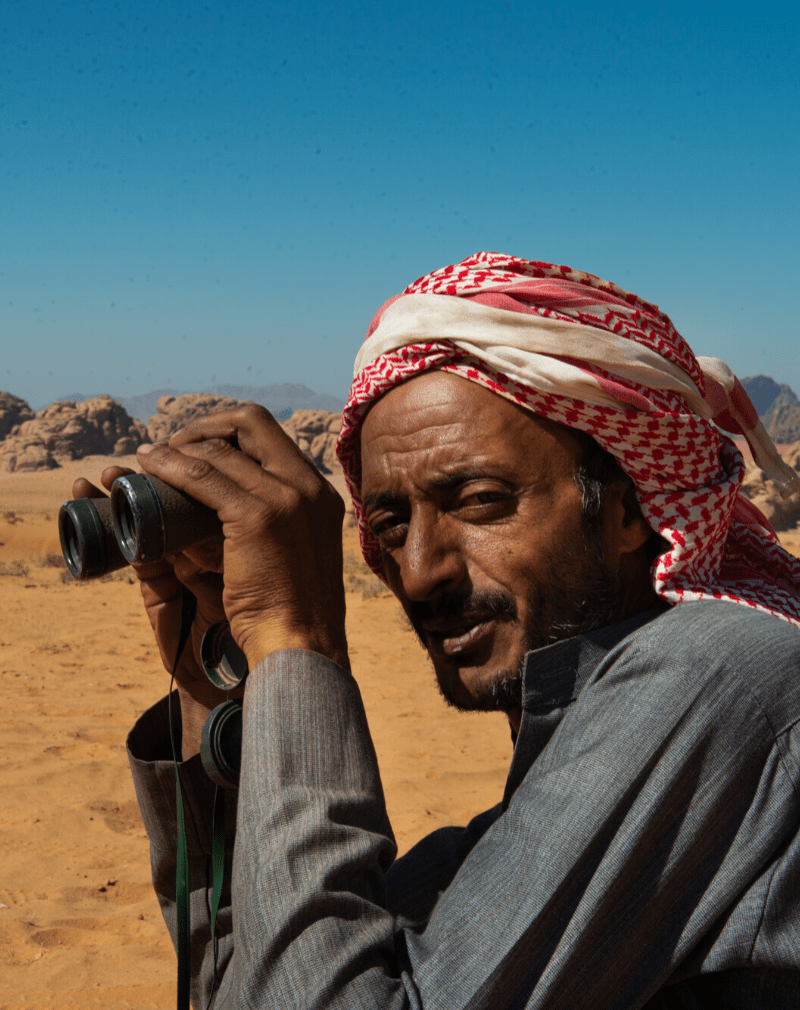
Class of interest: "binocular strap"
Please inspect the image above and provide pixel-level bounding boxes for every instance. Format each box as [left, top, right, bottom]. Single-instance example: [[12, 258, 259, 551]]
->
[[168, 587, 229, 1010]]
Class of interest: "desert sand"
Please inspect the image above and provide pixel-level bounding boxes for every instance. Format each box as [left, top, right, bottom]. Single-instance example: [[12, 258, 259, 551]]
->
[[2, 458, 799, 1009], [0, 458, 514, 1009]]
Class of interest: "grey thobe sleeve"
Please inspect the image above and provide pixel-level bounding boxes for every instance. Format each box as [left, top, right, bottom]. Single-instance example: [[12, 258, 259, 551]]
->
[[128, 613, 800, 1009]]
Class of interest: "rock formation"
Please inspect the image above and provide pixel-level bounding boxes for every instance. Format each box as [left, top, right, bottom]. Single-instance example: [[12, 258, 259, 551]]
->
[[147, 397, 343, 475], [741, 376, 800, 444], [765, 403, 800, 445], [147, 393, 253, 442], [740, 441, 800, 531], [0, 395, 148, 473], [0, 389, 345, 478], [741, 375, 796, 417], [0, 392, 35, 440], [280, 409, 342, 474]]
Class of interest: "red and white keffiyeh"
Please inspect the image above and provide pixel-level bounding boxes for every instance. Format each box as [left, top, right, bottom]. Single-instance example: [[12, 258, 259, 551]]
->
[[336, 252, 800, 627]]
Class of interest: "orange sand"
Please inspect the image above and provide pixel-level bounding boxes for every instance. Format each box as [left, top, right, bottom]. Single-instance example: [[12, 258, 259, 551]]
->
[[0, 459, 513, 1009]]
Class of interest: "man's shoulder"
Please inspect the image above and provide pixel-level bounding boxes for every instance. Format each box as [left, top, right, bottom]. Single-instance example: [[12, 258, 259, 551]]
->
[[609, 599, 800, 735], [634, 599, 800, 662]]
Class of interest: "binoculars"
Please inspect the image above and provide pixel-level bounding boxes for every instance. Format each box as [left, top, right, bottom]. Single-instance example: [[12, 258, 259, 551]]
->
[[59, 473, 222, 579], [61, 476, 249, 789]]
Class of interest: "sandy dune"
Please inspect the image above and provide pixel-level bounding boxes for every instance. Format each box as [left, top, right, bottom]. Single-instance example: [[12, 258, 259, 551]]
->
[[1, 458, 798, 1008], [0, 459, 513, 1008]]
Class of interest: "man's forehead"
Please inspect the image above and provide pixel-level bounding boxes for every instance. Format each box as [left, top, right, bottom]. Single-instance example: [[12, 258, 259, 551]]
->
[[359, 372, 583, 499], [359, 374, 515, 464]]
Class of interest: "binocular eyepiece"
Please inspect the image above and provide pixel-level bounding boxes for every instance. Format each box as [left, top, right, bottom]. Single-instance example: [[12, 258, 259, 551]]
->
[[59, 474, 222, 579]]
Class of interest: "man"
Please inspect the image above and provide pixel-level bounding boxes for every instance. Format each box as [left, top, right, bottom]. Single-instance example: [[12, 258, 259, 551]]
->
[[87, 253, 800, 1007]]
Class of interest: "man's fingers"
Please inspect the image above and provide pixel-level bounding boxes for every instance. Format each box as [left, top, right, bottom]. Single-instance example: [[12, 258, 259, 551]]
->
[[136, 438, 308, 519], [101, 465, 135, 492], [168, 404, 273, 447], [71, 467, 135, 501], [166, 405, 311, 479], [72, 477, 106, 500]]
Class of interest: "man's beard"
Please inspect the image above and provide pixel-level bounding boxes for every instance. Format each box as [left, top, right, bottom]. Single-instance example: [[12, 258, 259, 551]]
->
[[407, 531, 623, 714]]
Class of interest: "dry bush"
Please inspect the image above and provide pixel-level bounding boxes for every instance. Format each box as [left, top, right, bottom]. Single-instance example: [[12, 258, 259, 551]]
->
[[343, 551, 388, 599], [0, 559, 29, 577], [100, 569, 136, 584], [36, 552, 66, 568], [59, 567, 136, 585]]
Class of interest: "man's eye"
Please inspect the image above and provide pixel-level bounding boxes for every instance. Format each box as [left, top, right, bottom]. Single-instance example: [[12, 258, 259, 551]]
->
[[370, 515, 406, 538], [461, 491, 507, 507]]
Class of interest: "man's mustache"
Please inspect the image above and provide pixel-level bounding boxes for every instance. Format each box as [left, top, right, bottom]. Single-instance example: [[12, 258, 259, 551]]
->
[[408, 589, 517, 634]]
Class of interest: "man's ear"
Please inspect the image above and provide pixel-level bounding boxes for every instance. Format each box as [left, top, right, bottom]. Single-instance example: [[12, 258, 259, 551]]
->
[[616, 481, 654, 555]]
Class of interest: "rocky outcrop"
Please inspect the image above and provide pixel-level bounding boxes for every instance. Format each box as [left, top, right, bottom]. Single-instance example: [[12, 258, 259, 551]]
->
[[280, 409, 342, 474], [0, 395, 148, 473], [147, 398, 343, 474], [765, 403, 800, 445], [0, 391, 344, 477], [0, 392, 35, 439], [741, 376, 797, 417], [147, 393, 253, 442], [740, 441, 800, 531], [740, 376, 800, 444]]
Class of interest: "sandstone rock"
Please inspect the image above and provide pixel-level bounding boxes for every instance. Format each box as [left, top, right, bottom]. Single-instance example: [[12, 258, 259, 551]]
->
[[147, 393, 252, 442], [280, 409, 342, 474], [0, 395, 148, 473], [740, 440, 800, 531], [0, 392, 35, 439], [146, 397, 344, 473], [0, 442, 58, 473], [766, 403, 800, 444]]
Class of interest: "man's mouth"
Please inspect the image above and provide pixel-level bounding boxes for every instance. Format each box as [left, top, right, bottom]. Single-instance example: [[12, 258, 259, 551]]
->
[[422, 618, 496, 657]]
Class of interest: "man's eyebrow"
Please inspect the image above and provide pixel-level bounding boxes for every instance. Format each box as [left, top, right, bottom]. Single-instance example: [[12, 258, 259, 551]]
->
[[429, 467, 505, 491], [362, 489, 407, 513], [362, 468, 509, 513]]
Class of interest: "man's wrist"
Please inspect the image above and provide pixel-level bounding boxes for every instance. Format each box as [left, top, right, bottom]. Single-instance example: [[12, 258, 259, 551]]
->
[[242, 621, 350, 674]]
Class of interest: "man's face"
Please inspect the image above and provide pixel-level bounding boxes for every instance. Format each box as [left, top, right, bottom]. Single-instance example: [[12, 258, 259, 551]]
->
[[359, 371, 627, 718]]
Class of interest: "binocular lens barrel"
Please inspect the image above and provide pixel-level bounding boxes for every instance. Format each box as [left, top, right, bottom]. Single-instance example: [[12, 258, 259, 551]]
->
[[200, 699, 243, 789], [200, 620, 250, 690], [111, 473, 222, 565], [59, 473, 223, 577], [58, 497, 129, 580]]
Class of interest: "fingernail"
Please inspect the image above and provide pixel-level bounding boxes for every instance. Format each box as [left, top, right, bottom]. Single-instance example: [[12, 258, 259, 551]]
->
[[137, 443, 154, 454]]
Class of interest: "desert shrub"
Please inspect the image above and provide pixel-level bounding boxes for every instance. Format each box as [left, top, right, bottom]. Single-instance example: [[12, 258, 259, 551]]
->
[[36, 552, 66, 568], [360, 580, 388, 600], [59, 567, 135, 585], [343, 551, 388, 598], [343, 551, 367, 575], [100, 569, 136, 584], [0, 559, 29, 577]]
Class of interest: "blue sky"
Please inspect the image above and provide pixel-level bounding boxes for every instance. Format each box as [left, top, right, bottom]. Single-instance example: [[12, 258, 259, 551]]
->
[[3, 1, 798, 410]]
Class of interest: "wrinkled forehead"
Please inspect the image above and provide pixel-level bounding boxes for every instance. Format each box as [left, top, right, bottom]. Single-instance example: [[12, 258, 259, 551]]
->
[[358, 371, 585, 494]]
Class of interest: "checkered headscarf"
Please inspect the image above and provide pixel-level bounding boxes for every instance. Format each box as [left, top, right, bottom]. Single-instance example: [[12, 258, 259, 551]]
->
[[337, 252, 800, 627]]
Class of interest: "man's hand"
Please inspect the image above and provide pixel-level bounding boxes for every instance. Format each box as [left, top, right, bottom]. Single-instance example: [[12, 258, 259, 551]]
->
[[72, 405, 348, 758], [136, 404, 349, 673]]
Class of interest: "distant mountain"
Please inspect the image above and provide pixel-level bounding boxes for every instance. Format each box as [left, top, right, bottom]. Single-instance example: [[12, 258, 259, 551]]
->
[[740, 375, 798, 417], [209, 382, 343, 415], [741, 375, 800, 444], [41, 382, 344, 423]]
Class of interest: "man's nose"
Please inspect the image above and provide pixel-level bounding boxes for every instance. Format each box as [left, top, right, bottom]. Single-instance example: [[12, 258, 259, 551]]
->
[[395, 511, 466, 603]]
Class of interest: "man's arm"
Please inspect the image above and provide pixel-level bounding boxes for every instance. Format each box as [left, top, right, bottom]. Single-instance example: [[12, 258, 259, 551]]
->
[[130, 606, 800, 1009]]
